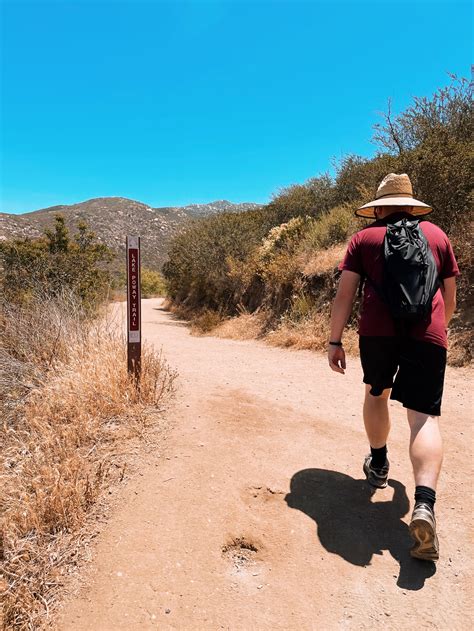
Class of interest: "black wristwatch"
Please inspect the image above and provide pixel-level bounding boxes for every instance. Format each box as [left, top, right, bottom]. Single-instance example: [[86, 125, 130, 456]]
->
[[329, 341, 343, 347]]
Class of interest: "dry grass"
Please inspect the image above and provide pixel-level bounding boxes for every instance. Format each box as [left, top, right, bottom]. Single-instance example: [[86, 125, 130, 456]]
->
[[266, 311, 359, 354], [176, 301, 360, 356], [448, 328, 473, 367], [0, 295, 175, 630], [190, 309, 225, 335], [161, 301, 227, 336], [298, 243, 347, 277], [212, 310, 267, 340], [187, 305, 471, 368]]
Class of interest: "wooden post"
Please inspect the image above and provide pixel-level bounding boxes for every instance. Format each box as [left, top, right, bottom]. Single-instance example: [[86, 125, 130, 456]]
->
[[126, 235, 141, 384]]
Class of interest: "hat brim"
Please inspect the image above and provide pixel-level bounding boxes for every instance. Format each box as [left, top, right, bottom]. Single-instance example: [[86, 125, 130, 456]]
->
[[355, 196, 432, 218]]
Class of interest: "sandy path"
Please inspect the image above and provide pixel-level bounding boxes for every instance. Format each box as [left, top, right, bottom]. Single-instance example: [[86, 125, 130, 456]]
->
[[60, 298, 473, 630]]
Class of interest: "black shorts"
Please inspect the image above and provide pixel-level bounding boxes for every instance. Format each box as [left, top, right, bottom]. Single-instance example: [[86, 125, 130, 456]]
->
[[359, 336, 447, 416]]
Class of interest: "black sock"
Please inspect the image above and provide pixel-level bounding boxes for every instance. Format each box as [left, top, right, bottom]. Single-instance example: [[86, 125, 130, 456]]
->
[[370, 445, 387, 469], [415, 486, 436, 510]]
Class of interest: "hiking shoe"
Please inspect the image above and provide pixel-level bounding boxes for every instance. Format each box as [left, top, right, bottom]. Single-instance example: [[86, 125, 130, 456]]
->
[[409, 502, 439, 561], [363, 454, 389, 489]]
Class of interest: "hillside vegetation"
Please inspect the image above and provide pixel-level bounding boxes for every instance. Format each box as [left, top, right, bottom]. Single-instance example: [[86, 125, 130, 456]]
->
[[163, 76, 473, 365]]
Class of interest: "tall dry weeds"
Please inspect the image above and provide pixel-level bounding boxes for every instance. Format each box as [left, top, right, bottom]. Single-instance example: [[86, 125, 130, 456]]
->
[[0, 295, 175, 630]]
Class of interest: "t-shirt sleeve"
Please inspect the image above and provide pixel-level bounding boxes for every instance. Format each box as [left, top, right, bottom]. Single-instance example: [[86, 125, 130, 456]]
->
[[440, 237, 460, 279], [339, 233, 363, 275]]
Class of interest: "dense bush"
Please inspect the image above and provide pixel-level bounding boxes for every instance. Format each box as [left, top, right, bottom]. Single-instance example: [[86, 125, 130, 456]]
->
[[163, 209, 279, 309], [299, 205, 362, 252], [0, 215, 113, 311], [267, 174, 337, 220]]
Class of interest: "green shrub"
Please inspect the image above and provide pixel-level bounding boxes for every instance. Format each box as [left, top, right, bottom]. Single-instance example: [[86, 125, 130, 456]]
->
[[0, 215, 113, 312], [332, 154, 400, 208], [268, 174, 337, 221], [163, 209, 277, 310], [140, 268, 166, 298], [300, 205, 361, 251], [287, 292, 316, 322], [258, 216, 314, 263]]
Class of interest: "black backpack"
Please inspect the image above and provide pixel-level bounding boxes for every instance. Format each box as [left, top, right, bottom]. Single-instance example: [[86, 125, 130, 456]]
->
[[365, 217, 439, 321]]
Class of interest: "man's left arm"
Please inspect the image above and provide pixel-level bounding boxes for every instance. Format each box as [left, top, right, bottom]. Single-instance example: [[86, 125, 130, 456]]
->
[[439, 234, 459, 327], [441, 276, 457, 326], [328, 270, 360, 374]]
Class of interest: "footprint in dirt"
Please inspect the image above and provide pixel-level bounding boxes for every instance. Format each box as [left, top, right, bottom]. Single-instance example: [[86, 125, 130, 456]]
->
[[222, 537, 259, 570], [222, 536, 266, 587], [242, 485, 286, 505]]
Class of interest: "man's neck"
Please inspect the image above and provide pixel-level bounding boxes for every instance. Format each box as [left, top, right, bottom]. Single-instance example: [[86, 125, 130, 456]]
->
[[377, 210, 413, 221]]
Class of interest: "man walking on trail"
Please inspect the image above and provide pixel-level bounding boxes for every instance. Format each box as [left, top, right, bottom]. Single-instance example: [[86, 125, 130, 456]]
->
[[328, 173, 459, 561]]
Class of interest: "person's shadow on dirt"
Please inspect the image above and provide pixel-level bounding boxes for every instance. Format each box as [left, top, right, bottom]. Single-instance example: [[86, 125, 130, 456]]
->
[[285, 468, 436, 590]]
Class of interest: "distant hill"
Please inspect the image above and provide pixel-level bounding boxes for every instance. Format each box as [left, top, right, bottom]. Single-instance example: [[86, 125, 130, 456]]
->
[[0, 197, 262, 269]]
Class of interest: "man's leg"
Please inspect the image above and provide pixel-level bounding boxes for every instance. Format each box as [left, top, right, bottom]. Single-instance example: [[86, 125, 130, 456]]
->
[[362, 385, 391, 487], [359, 336, 398, 487], [407, 409, 443, 489], [407, 409, 443, 561], [363, 385, 391, 448]]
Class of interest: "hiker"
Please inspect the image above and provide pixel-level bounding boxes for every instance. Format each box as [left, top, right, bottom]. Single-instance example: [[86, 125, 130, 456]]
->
[[327, 173, 459, 561]]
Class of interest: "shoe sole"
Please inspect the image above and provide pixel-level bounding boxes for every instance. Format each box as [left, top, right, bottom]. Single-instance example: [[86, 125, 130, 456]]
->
[[362, 462, 388, 489], [409, 518, 439, 561]]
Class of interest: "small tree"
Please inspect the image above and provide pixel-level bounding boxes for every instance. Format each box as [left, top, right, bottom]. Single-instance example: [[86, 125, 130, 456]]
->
[[45, 214, 70, 253]]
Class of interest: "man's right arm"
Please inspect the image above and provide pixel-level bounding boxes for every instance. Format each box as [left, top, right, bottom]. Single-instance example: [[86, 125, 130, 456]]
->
[[329, 270, 361, 342], [328, 270, 360, 374]]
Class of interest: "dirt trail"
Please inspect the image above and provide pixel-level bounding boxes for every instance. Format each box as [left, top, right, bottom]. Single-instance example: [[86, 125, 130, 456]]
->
[[60, 298, 473, 630]]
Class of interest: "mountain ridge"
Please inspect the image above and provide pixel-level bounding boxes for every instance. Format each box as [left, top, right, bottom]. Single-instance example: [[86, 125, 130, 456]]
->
[[0, 196, 262, 269]]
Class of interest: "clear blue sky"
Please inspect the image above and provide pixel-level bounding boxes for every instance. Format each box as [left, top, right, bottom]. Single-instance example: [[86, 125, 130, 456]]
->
[[0, 0, 471, 214]]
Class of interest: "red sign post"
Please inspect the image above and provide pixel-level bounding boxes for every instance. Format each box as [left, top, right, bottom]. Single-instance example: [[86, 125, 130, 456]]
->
[[126, 236, 141, 384]]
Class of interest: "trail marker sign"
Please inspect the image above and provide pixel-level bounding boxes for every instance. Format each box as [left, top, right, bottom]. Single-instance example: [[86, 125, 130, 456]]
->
[[126, 235, 141, 382]]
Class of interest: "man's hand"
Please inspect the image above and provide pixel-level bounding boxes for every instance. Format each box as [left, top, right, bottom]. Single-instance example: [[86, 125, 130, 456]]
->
[[328, 345, 346, 374], [328, 270, 359, 372]]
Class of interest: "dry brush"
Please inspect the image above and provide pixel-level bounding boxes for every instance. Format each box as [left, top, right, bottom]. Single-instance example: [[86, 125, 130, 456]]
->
[[1, 294, 175, 630]]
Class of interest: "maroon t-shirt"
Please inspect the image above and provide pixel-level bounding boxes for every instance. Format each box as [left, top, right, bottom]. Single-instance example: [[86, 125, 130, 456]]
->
[[339, 213, 460, 348]]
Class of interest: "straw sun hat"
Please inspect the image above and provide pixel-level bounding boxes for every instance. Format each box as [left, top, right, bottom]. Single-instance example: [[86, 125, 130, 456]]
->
[[356, 173, 432, 218]]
